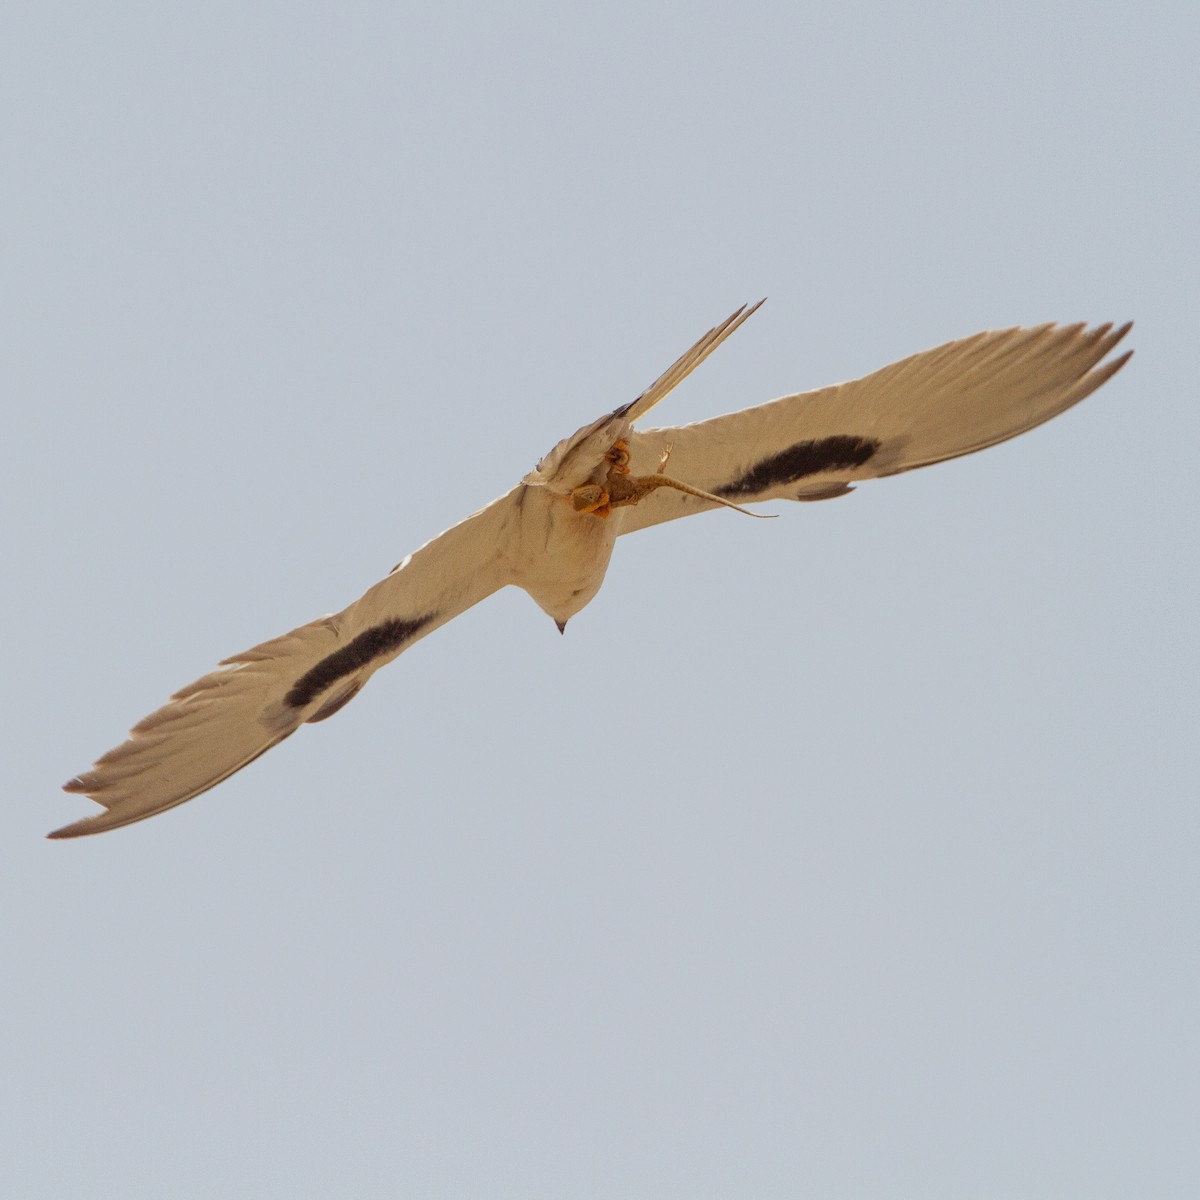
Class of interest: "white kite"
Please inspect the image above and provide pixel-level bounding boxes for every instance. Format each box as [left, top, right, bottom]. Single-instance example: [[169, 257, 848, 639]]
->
[[52, 303, 1131, 838]]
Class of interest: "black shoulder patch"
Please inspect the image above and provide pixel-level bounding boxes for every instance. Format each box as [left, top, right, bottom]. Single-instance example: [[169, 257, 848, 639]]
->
[[285, 612, 437, 709], [716, 435, 880, 498]]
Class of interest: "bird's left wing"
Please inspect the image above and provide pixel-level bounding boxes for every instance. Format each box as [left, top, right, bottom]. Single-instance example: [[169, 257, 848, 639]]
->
[[617, 321, 1132, 535], [51, 487, 523, 838]]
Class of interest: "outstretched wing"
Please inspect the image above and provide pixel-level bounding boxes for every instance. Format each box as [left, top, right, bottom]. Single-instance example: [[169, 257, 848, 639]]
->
[[617, 322, 1132, 534], [51, 488, 523, 838]]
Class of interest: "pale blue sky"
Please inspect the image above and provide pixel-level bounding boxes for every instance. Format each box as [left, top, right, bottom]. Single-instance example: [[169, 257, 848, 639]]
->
[[3, 2, 1197, 1196]]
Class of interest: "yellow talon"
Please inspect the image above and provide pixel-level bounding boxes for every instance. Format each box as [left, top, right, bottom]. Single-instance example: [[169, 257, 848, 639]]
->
[[606, 438, 631, 474]]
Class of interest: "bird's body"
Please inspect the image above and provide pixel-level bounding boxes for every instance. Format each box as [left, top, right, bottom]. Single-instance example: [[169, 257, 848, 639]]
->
[[52, 304, 1132, 838], [508, 483, 619, 628]]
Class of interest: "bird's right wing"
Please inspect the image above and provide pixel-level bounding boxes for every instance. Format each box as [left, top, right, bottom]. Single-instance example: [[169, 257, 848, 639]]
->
[[618, 322, 1132, 534], [52, 487, 524, 838]]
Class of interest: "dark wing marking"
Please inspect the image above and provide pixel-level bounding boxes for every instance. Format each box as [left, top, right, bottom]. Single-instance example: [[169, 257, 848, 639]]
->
[[716, 435, 880, 498], [285, 613, 437, 709]]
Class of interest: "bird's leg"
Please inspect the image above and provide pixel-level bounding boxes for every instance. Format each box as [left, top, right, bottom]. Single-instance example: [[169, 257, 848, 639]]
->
[[606, 438, 632, 474], [567, 439, 633, 517]]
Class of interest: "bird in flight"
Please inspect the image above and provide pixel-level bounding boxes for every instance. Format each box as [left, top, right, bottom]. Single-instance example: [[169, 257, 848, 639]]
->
[[52, 302, 1132, 838]]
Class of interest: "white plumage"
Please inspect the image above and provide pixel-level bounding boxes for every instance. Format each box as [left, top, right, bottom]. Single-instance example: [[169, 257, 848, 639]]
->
[[52, 304, 1131, 838]]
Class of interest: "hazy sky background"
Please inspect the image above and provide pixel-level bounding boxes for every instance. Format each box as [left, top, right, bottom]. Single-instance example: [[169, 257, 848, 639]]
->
[[3, 2, 1196, 1196]]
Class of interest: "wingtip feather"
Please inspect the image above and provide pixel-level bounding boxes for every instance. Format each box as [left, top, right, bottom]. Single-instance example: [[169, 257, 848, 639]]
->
[[47, 808, 111, 839]]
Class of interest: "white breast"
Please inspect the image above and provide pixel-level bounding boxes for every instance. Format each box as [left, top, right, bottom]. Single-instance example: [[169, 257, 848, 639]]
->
[[511, 484, 619, 624]]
